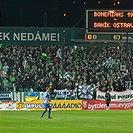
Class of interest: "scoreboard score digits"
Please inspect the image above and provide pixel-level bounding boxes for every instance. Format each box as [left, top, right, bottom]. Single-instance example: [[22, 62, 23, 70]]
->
[[86, 10, 133, 32]]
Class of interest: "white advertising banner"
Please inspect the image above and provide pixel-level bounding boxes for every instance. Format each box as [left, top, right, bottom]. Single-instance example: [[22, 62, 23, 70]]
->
[[96, 90, 133, 102], [0, 101, 16, 110]]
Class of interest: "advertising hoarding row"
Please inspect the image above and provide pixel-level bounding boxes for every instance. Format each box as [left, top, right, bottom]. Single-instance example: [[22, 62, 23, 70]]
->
[[0, 90, 132, 110], [0, 99, 132, 111]]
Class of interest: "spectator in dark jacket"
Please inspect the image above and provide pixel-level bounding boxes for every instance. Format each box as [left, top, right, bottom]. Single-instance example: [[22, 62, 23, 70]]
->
[[105, 90, 111, 110]]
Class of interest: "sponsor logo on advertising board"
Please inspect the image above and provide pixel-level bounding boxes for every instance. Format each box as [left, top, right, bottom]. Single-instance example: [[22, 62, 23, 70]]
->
[[82, 100, 133, 110], [16, 100, 82, 110]]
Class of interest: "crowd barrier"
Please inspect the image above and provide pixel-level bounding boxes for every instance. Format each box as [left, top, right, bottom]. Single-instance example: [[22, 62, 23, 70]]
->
[[0, 90, 132, 102], [0, 90, 132, 110], [0, 99, 132, 111]]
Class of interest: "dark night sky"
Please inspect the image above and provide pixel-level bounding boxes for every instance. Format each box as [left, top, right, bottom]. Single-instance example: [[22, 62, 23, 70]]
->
[[0, 0, 133, 27]]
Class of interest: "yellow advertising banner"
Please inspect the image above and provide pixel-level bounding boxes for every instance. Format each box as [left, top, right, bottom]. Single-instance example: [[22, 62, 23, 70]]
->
[[16, 100, 82, 110], [16, 100, 43, 110], [50, 100, 82, 110]]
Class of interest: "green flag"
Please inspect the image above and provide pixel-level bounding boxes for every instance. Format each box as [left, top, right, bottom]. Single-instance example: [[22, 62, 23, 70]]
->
[[0, 44, 3, 48]]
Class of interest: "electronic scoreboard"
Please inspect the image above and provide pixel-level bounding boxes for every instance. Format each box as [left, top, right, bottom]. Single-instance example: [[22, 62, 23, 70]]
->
[[86, 10, 133, 42]]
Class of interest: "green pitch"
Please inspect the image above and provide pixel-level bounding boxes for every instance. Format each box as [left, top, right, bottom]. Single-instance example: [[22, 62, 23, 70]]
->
[[0, 110, 132, 133]]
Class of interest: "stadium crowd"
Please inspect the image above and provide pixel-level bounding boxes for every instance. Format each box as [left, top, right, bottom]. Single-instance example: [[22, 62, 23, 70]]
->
[[0, 45, 132, 92]]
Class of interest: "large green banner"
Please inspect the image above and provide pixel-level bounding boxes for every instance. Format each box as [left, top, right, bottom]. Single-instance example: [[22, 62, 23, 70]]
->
[[0, 27, 62, 45], [0, 27, 85, 46]]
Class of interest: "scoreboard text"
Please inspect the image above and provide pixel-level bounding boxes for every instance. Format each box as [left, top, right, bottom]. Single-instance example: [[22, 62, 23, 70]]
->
[[86, 10, 133, 32]]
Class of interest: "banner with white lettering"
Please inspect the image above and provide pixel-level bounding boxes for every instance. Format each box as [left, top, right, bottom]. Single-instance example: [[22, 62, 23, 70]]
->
[[96, 90, 133, 102], [0, 92, 11, 101], [0, 27, 62, 45], [53, 85, 95, 100], [54, 89, 77, 100], [11, 91, 25, 102], [82, 100, 133, 110], [0, 27, 87, 46]]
